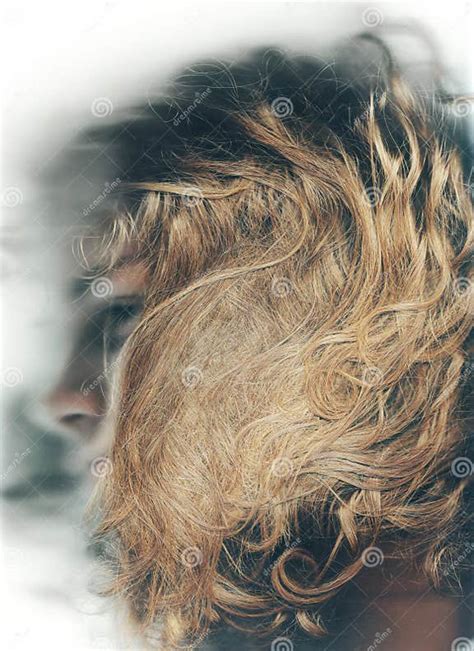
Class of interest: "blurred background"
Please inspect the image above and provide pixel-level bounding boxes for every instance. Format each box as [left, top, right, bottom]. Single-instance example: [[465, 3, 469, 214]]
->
[[1, 1, 472, 649]]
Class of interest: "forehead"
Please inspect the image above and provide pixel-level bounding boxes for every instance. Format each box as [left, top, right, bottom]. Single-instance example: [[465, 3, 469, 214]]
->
[[70, 260, 147, 300]]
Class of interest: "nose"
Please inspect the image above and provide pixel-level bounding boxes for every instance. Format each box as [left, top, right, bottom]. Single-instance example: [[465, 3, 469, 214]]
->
[[44, 383, 105, 440]]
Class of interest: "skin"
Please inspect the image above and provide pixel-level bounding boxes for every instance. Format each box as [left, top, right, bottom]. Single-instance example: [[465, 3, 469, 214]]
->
[[42, 259, 146, 466]]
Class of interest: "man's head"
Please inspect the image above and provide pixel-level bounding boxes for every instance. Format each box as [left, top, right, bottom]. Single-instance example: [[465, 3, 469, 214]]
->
[[64, 39, 472, 647]]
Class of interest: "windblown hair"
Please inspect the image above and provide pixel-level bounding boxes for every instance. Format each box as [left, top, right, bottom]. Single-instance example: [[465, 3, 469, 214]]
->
[[88, 37, 472, 649]]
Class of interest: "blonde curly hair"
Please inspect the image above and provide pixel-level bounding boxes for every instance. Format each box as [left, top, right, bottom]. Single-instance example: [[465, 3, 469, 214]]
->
[[88, 37, 473, 649]]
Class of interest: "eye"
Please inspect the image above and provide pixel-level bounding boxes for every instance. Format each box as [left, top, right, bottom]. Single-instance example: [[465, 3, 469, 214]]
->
[[100, 298, 143, 349]]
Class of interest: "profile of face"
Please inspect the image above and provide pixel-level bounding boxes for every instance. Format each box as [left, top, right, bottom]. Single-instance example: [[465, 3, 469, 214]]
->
[[39, 259, 145, 468]]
